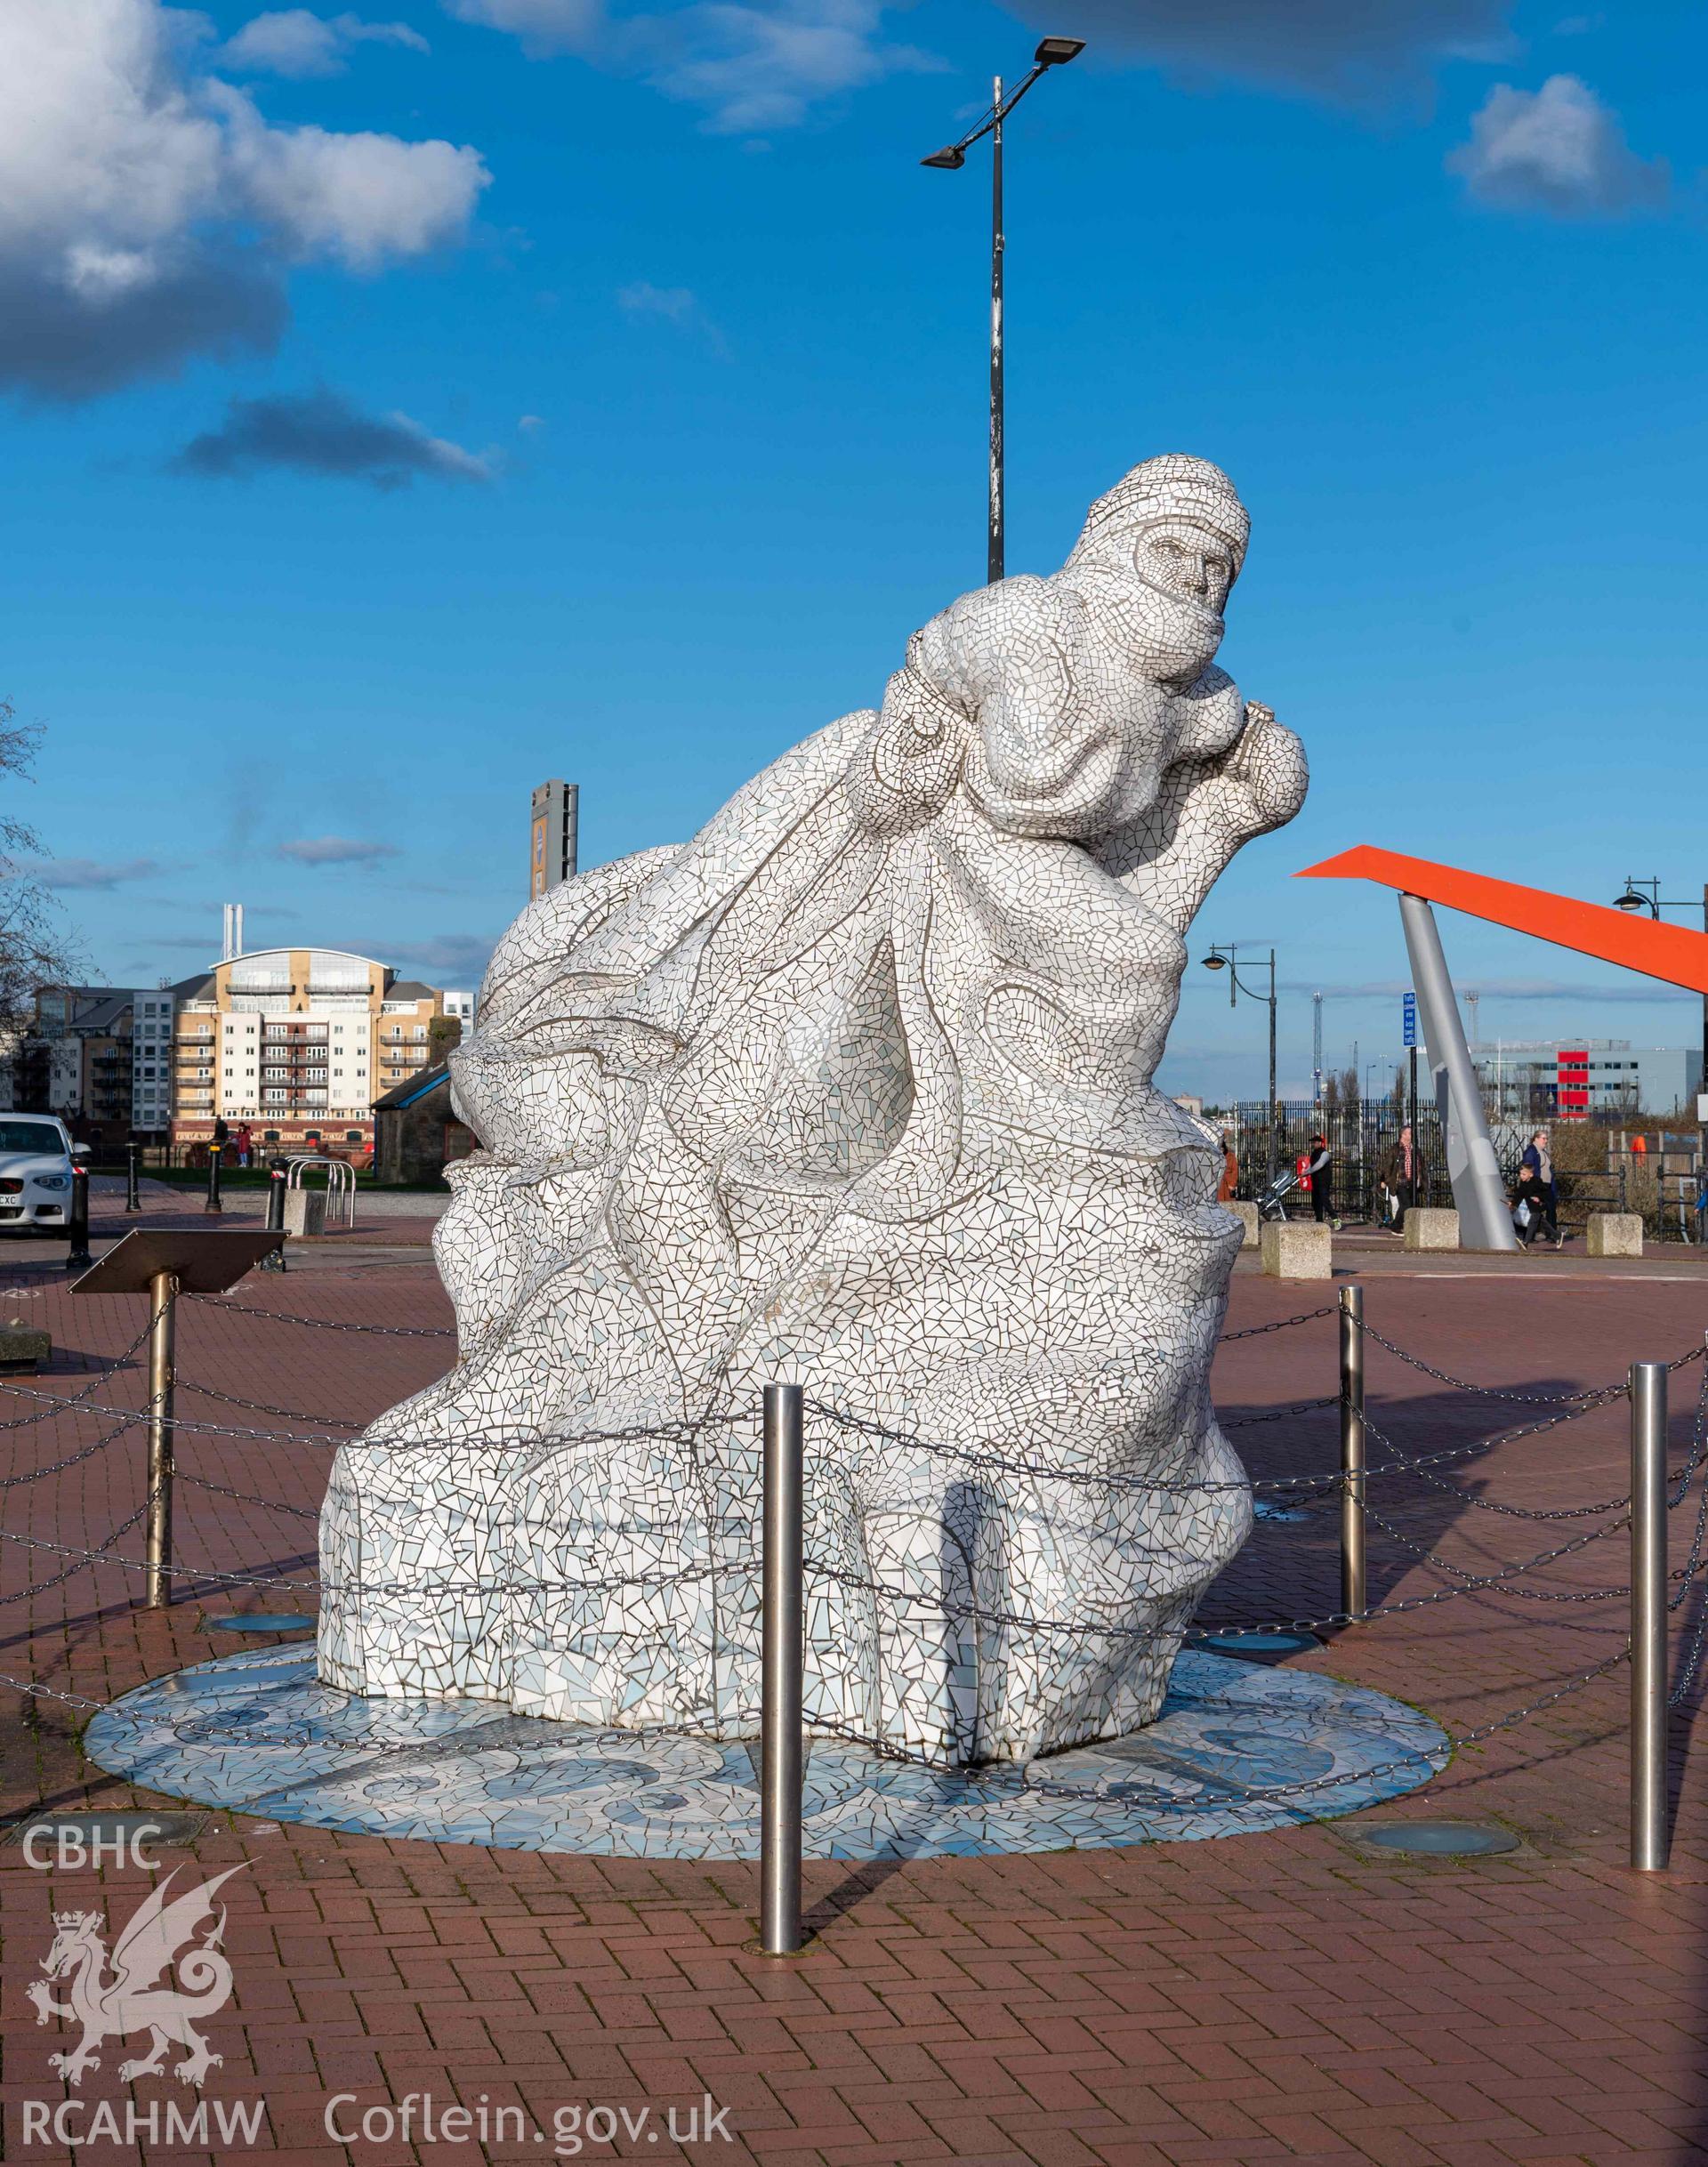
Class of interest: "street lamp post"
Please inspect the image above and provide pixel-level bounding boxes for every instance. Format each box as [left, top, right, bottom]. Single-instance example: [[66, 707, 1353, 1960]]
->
[[922, 36, 1085, 584], [1203, 945, 1278, 1188], [1612, 875, 1708, 1228]]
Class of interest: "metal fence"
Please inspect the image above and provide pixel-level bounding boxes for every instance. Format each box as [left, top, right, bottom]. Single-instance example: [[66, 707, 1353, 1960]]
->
[[1212, 1101, 1707, 1241], [1215, 1100, 1450, 1224]]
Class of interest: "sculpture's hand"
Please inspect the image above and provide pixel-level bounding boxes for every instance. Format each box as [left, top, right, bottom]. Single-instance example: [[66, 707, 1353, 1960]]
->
[[1100, 698, 1308, 934]]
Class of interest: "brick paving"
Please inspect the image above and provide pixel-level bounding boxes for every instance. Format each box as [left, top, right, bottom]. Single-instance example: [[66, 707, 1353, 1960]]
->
[[2, 1197, 1707, 2164]]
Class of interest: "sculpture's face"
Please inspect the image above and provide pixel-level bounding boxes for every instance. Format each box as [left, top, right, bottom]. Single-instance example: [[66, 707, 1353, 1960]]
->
[[1132, 518, 1237, 616]]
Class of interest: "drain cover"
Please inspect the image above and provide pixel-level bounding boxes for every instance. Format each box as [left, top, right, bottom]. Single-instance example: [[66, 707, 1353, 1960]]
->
[[6, 1810, 205, 1854], [1188, 1630, 1321, 1663], [205, 1613, 315, 1633], [1362, 1821, 1519, 1856]]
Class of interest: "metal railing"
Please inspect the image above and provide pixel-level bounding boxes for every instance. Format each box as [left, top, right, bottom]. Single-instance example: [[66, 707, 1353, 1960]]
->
[[0, 1285, 1696, 1928]]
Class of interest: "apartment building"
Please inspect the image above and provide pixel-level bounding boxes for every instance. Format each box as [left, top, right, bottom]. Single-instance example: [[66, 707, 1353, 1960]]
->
[[11, 985, 135, 1138], [170, 948, 449, 1157], [130, 987, 176, 1136]]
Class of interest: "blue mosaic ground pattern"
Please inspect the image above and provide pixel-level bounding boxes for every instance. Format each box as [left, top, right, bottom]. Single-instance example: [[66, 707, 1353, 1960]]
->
[[85, 1647, 1446, 1859]]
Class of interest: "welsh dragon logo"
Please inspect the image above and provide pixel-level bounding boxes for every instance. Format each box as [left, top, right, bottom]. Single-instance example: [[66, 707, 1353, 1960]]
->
[[28, 1864, 245, 2087]]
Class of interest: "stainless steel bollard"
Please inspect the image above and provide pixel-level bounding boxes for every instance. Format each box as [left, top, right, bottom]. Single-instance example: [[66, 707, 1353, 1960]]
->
[[1630, 1361, 1669, 1871], [761, 1381, 805, 1954], [64, 1163, 93, 1273], [262, 1159, 288, 1272], [1339, 1283, 1366, 1620], [144, 1269, 178, 1610]]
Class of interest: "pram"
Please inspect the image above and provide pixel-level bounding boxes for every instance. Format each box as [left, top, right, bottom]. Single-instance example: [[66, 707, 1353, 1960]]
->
[[1256, 1165, 1301, 1221]]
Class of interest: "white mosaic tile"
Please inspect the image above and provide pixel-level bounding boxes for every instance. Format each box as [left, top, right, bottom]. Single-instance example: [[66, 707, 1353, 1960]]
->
[[316, 455, 1309, 1765], [88, 1647, 1444, 1858]]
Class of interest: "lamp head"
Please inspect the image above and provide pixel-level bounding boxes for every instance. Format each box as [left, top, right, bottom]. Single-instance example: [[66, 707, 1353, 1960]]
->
[[1612, 890, 1650, 914], [1034, 36, 1086, 65], [1201, 953, 1228, 971], [921, 145, 966, 170]]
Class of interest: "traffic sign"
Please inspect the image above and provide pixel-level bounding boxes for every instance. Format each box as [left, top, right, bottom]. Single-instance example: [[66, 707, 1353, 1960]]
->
[[1402, 991, 1417, 1048]]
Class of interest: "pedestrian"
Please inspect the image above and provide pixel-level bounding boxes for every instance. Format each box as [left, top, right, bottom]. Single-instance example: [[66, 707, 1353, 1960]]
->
[[1380, 1124, 1424, 1234], [234, 1122, 254, 1169], [1519, 1126, 1564, 1248], [1216, 1132, 1237, 1204], [1306, 1131, 1339, 1229]]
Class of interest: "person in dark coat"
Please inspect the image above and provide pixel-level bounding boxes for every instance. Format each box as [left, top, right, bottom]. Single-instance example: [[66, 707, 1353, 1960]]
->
[[1517, 1127, 1563, 1247], [1306, 1131, 1337, 1228], [1380, 1125, 1424, 1233]]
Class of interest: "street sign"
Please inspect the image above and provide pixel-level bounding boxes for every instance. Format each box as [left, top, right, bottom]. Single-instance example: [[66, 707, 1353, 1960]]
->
[[1401, 991, 1417, 1048]]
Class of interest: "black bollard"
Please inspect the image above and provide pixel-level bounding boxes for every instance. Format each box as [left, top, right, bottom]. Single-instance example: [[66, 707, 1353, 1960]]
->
[[125, 1139, 141, 1213], [65, 1160, 93, 1271], [262, 1156, 287, 1270], [204, 1140, 223, 1216]]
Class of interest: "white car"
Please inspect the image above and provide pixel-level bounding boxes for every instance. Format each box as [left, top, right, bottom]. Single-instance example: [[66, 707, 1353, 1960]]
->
[[0, 1115, 83, 1235]]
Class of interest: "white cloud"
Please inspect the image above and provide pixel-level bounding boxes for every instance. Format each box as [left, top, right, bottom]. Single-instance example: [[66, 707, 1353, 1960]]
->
[[444, 0, 603, 52], [635, 0, 939, 133], [173, 387, 492, 487], [19, 857, 165, 890], [278, 834, 402, 863], [217, 86, 489, 268], [445, 0, 939, 132], [0, 0, 488, 399], [617, 279, 695, 320], [382, 931, 498, 977], [996, 0, 1517, 101], [1447, 74, 1669, 216], [617, 278, 728, 353], [222, 10, 429, 78]]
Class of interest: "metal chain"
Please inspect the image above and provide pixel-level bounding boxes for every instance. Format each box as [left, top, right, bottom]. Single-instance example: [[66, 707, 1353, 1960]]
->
[[0, 1672, 104, 1710], [1221, 1395, 1340, 1430], [1220, 1305, 1336, 1341], [184, 1293, 452, 1338], [175, 1471, 320, 1519], [0, 1416, 133, 1490], [0, 1502, 150, 1610], [1358, 1317, 1704, 1405], [0, 1313, 159, 1432], [1358, 1494, 1631, 1601], [177, 1378, 360, 1430], [1356, 1320, 1630, 1406]]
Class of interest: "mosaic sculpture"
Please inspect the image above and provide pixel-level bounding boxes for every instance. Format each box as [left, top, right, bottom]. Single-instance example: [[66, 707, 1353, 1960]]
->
[[318, 455, 1308, 1765]]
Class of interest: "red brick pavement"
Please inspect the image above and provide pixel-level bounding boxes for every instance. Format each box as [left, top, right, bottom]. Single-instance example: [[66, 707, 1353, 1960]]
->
[[2, 1236, 1707, 2165]]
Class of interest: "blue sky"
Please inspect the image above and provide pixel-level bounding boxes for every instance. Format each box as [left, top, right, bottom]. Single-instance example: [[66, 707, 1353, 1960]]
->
[[2, 0, 1704, 1098]]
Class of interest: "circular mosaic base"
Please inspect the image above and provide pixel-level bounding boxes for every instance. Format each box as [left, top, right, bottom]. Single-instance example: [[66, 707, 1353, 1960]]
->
[[85, 1647, 1447, 1859]]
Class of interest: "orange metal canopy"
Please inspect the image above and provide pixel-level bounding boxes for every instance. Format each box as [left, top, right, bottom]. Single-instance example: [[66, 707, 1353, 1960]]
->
[[1296, 845, 1708, 998]]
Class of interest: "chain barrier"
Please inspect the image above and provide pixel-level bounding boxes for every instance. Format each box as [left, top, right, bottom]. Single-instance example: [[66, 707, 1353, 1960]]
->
[[1220, 1305, 1336, 1341], [2, 1280, 1702, 1817], [1221, 1395, 1341, 1431], [176, 1471, 320, 1520], [1357, 1317, 1706, 1405], [0, 1313, 158, 1434], [183, 1293, 453, 1339], [178, 1379, 362, 1430], [1356, 1495, 1631, 1602]]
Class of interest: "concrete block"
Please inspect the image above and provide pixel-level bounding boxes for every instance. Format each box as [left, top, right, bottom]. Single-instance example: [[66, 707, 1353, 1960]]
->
[[1260, 1220, 1332, 1280], [0, 1325, 50, 1372], [282, 1189, 326, 1237], [1229, 1201, 1259, 1249], [1587, 1212, 1642, 1258], [1403, 1208, 1460, 1252]]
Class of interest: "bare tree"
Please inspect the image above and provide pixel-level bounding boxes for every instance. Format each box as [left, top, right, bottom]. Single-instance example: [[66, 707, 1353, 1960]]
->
[[0, 703, 77, 1028]]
